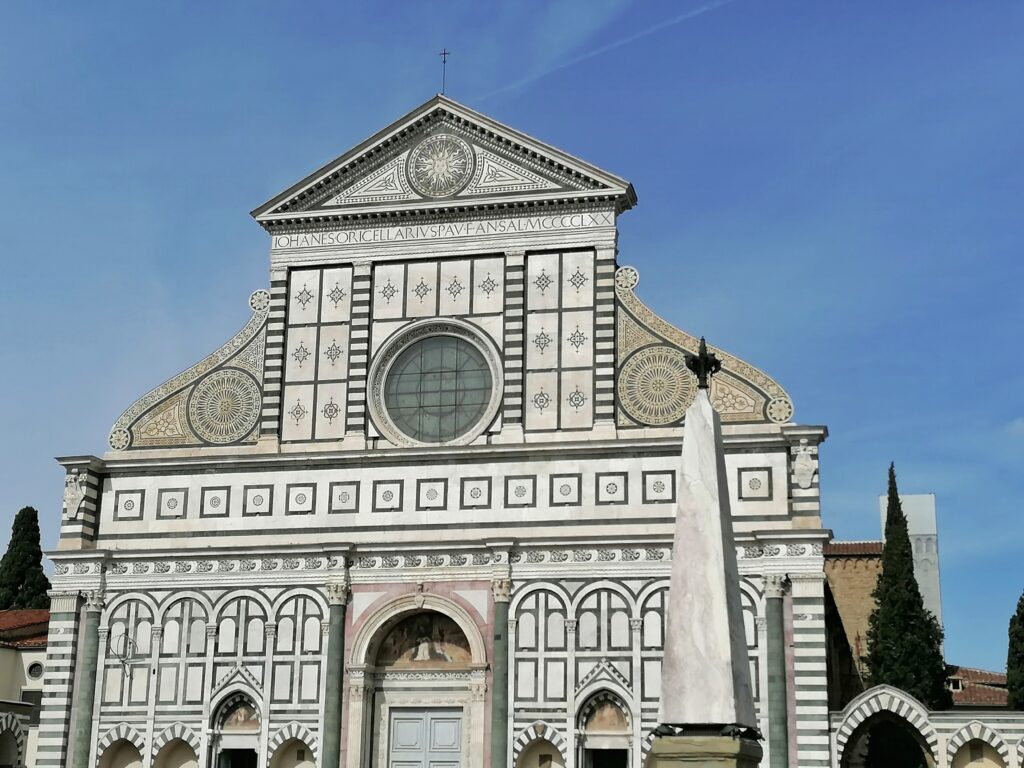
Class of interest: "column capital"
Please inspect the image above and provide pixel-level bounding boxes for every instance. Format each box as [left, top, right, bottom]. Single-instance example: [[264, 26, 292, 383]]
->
[[565, 619, 577, 633], [151, 624, 164, 639], [763, 573, 787, 598], [264, 622, 277, 639], [326, 580, 349, 606], [492, 578, 512, 604], [206, 624, 219, 639], [504, 249, 526, 260], [83, 590, 104, 612], [629, 618, 643, 632]]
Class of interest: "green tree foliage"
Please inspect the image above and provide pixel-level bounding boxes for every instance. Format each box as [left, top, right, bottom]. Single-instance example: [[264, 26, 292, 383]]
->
[[1009, 590, 1024, 709], [865, 464, 951, 710], [0, 507, 51, 610]]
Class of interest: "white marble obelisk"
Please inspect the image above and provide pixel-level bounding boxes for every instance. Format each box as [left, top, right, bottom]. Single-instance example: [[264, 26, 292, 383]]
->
[[659, 387, 757, 729]]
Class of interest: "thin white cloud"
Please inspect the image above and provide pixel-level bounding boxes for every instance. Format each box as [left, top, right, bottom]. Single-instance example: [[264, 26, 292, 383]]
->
[[479, 0, 740, 101], [1007, 417, 1024, 437]]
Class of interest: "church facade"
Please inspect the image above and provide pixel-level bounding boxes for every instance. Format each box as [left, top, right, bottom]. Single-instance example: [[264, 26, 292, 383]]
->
[[40, 96, 831, 768]]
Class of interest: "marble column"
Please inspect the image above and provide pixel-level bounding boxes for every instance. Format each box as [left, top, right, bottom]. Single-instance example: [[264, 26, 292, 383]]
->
[[322, 580, 349, 768], [491, 578, 512, 768], [764, 575, 789, 768], [70, 590, 103, 768]]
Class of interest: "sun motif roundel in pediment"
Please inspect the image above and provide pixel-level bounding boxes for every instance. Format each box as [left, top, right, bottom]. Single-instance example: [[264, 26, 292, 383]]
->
[[407, 134, 475, 198], [618, 346, 697, 426]]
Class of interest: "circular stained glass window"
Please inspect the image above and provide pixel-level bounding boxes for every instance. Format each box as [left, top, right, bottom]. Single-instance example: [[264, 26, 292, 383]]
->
[[383, 336, 493, 443]]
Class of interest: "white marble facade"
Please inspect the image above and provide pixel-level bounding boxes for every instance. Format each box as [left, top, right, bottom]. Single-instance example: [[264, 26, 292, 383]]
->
[[41, 96, 831, 768]]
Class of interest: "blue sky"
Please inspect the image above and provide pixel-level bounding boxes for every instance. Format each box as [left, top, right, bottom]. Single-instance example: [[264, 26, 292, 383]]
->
[[1, 1, 1021, 671]]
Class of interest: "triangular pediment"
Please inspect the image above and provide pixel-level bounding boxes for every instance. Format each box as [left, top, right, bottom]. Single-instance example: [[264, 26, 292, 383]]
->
[[252, 95, 635, 223]]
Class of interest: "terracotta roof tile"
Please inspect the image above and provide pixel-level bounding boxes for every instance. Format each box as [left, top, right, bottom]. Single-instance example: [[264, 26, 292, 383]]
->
[[953, 682, 1009, 707], [0, 631, 48, 649], [0, 609, 49, 632], [950, 665, 1007, 686], [824, 541, 883, 556]]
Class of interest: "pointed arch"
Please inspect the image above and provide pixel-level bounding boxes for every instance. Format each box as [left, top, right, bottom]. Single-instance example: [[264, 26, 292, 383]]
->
[[151, 722, 201, 759], [513, 721, 567, 762], [0, 714, 24, 766], [834, 685, 937, 762], [946, 720, 1010, 765], [97, 723, 145, 758], [267, 721, 319, 762]]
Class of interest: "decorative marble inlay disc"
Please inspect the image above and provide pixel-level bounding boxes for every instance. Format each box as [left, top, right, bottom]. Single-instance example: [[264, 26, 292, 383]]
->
[[407, 134, 475, 198], [618, 346, 696, 425], [187, 368, 261, 444]]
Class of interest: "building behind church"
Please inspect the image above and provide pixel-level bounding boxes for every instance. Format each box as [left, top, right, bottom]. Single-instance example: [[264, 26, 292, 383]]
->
[[10, 96, 1024, 768]]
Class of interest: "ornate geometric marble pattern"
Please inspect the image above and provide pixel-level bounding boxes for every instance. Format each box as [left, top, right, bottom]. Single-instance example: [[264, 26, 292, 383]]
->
[[617, 346, 697, 426], [406, 134, 475, 198], [614, 266, 794, 425], [109, 291, 270, 450]]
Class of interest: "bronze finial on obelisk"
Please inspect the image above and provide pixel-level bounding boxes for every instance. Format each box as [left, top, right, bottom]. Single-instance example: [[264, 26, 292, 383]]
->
[[685, 337, 721, 390]]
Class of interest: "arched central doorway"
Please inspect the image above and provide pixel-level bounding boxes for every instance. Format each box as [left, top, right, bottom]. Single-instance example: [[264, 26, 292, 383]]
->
[[209, 693, 261, 768], [841, 713, 933, 768], [346, 597, 488, 768]]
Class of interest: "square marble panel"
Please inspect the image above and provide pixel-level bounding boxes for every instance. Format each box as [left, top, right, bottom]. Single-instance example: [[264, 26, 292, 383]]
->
[[373, 480, 403, 512], [438, 260, 472, 316], [505, 476, 536, 508], [596, 472, 628, 505], [114, 490, 144, 521], [525, 311, 559, 372], [471, 257, 505, 314], [524, 371, 558, 432], [526, 252, 560, 311], [314, 382, 346, 441], [284, 326, 317, 383], [738, 467, 773, 501], [243, 485, 273, 517], [642, 471, 676, 504], [561, 250, 595, 308], [550, 474, 581, 506], [560, 371, 593, 430], [316, 325, 349, 381], [281, 384, 314, 442], [319, 266, 352, 324], [157, 488, 188, 519], [200, 487, 230, 517], [286, 484, 316, 515], [561, 309, 594, 369], [288, 269, 320, 325], [329, 481, 359, 513], [406, 260, 438, 318], [372, 263, 404, 320], [460, 477, 491, 509], [416, 479, 447, 511]]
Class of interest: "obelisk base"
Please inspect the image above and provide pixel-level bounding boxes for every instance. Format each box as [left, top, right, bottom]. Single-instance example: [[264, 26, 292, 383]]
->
[[648, 736, 762, 768]]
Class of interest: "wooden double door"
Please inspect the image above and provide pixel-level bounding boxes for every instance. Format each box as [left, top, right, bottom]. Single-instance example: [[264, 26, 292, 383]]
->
[[387, 707, 462, 768]]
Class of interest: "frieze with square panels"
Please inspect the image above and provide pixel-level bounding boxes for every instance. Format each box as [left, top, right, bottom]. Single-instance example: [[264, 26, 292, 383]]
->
[[200, 487, 230, 518], [738, 467, 773, 501], [243, 485, 273, 517], [329, 481, 359, 513], [504, 476, 536, 508], [595, 472, 628, 505], [372, 480, 403, 512], [114, 490, 144, 521], [286, 484, 316, 515], [157, 488, 188, 519], [459, 478, 491, 509], [642, 471, 675, 504], [550, 474, 581, 507], [416, 479, 448, 511]]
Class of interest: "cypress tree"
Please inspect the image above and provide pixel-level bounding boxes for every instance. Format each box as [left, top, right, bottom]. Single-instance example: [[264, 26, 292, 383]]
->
[[0, 507, 51, 610], [865, 464, 951, 709], [1009, 590, 1024, 709]]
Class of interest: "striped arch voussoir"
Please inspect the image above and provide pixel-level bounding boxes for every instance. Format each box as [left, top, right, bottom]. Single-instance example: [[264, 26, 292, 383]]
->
[[512, 721, 567, 761], [97, 722, 144, 757], [152, 722, 201, 759], [0, 713, 25, 764], [946, 720, 1010, 763], [835, 685, 937, 761], [267, 721, 319, 762]]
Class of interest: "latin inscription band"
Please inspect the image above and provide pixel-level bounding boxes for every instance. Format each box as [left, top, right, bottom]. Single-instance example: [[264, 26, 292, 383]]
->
[[272, 212, 614, 250]]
